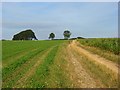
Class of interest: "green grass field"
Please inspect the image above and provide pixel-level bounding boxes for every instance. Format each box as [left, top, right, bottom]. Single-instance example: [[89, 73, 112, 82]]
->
[[2, 40, 68, 88], [2, 39, 119, 88]]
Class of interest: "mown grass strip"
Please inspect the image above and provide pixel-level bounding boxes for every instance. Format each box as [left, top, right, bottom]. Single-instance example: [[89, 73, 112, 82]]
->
[[26, 46, 59, 88]]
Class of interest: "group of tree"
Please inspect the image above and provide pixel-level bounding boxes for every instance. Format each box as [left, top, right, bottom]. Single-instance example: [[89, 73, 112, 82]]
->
[[49, 30, 71, 40], [12, 29, 38, 40], [12, 29, 71, 40]]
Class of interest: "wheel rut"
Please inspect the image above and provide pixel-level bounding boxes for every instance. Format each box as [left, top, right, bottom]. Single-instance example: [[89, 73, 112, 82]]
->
[[66, 43, 98, 88], [70, 40, 119, 74]]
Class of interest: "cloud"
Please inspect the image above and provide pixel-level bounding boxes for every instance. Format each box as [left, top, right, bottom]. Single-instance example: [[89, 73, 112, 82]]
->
[[2, 21, 59, 29], [2, 2, 118, 40]]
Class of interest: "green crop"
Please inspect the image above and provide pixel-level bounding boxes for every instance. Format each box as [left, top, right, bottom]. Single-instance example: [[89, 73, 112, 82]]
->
[[78, 38, 120, 55], [2, 40, 64, 88]]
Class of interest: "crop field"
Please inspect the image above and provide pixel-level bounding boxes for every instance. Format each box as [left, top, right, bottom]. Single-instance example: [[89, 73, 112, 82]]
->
[[77, 38, 120, 55], [2, 39, 119, 88], [77, 38, 120, 63]]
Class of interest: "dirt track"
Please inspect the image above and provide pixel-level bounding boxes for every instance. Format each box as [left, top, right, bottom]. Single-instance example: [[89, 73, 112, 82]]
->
[[66, 44, 99, 88], [65, 40, 119, 88], [70, 40, 119, 74]]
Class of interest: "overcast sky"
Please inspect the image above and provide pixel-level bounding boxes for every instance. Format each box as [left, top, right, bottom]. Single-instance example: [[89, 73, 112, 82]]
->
[[2, 2, 118, 40]]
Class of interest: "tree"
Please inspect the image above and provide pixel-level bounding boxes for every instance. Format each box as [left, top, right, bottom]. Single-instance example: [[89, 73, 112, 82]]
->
[[63, 30, 71, 39], [49, 33, 55, 40], [12, 29, 38, 40]]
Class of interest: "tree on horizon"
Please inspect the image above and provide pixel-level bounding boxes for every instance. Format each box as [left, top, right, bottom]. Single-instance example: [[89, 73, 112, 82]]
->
[[12, 29, 38, 40], [63, 30, 71, 39], [49, 33, 55, 40]]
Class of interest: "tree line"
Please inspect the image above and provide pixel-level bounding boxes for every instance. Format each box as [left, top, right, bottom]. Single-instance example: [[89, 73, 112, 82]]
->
[[12, 29, 71, 40]]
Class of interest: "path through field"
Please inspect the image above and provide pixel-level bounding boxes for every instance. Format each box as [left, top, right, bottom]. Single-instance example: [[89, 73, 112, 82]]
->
[[2, 40, 118, 88], [67, 40, 118, 88], [66, 44, 98, 88], [70, 40, 119, 74]]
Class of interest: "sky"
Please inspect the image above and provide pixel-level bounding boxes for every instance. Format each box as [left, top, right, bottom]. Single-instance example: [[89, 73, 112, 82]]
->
[[2, 2, 118, 40]]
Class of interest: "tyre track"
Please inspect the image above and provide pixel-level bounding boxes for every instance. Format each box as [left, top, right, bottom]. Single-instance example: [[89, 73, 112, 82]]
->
[[66, 43, 98, 88], [71, 40, 119, 74]]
